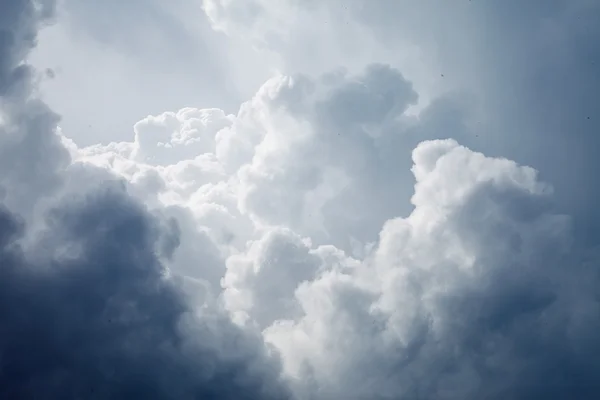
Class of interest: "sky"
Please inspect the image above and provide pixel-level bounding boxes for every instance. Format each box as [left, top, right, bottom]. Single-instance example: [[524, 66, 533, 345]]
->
[[2, 0, 600, 399]]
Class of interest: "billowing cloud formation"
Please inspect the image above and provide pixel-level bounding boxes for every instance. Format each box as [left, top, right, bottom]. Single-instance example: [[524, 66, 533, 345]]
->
[[0, 1, 289, 399], [267, 140, 600, 399], [75, 58, 600, 399], [77, 64, 457, 251], [204, 0, 600, 238], [4, 0, 600, 399], [0, 188, 288, 399]]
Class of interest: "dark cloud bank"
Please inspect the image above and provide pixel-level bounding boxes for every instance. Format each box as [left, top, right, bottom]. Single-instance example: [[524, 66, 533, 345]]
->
[[0, 1, 288, 399], [0, 190, 287, 399]]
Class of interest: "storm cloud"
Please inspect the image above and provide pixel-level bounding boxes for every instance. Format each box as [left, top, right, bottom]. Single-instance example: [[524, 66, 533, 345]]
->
[[0, 1, 289, 399], [4, 0, 600, 399]]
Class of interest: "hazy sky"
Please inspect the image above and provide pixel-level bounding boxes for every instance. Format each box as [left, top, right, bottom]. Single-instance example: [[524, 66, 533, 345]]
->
[[2, 0, 600, 399]]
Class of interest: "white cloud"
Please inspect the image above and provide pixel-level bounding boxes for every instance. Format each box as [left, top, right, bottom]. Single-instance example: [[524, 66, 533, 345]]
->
[[75, 64, 426, 253], [266, 139, 588, 400], [201, 0, 600, 237], [68, 58, 600, 398], [222, 226, 321, 328]]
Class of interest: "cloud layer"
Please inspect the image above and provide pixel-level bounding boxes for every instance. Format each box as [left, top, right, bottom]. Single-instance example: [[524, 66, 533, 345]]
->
[[3, 0, 600, 399]]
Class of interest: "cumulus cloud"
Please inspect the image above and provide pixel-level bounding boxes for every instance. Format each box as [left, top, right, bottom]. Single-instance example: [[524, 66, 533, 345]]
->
[[73, 58, 600, 398], [222, 227, 322, 328], [5, 0, 600, 399], [0, 1, 289, 398], [203, 0, 600, 237], [78, 64, 449, 252], [266, 140, 600, 400], [0, 187, 288, 399]]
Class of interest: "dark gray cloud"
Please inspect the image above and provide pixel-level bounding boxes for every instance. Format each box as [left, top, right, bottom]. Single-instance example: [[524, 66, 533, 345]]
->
[[0, 187, 288, 399], [0, 0, 68, 216], [0, 1, 289, 398], [0, 0, 53, 96]]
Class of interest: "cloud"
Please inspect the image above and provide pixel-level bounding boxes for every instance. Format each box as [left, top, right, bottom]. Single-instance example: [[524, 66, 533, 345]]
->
[[78, 64, 433, 252], [202, 0, 600, 239], [0, 1, 290, 398], [0, 0, 53, 96], [222, 226, 322, 329], [5, 0, 600, 399], [28, 0, 268, 147], [0, 187, 289, 399], [0, 0, 69, 217], [266, 140, 600, 400], [75, 56, 600, 398], [346, 0, 600, 238]]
